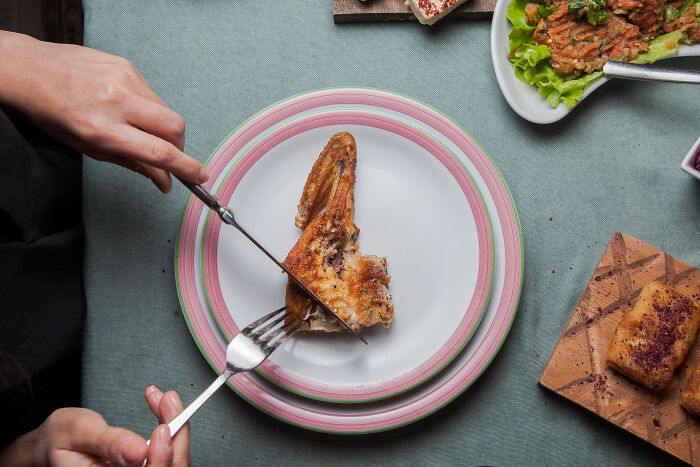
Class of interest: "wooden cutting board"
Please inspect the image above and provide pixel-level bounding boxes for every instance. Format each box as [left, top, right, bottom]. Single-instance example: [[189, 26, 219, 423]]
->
[[539, 232, 700, 464], [332, 0, 497, 22]]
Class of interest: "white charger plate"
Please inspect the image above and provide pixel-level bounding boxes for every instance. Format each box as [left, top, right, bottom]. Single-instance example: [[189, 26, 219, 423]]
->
[[176, 88, 523, 432], [199, 109, 494, 402]]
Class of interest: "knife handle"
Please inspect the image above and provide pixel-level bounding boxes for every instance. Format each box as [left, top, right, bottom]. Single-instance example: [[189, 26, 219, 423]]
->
[[177, 177, 221, 210]]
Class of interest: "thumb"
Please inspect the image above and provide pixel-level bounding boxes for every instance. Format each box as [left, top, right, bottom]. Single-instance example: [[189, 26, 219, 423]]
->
[[64, 412, 148, 466], [146, 425, 174, 467]]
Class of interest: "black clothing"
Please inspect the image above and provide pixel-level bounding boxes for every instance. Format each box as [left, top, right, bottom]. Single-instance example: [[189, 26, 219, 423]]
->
[[0, 109, 85, 446]]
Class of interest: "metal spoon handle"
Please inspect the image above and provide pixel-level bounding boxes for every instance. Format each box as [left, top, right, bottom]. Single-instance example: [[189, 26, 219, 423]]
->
[[603, 61, 700, 84]]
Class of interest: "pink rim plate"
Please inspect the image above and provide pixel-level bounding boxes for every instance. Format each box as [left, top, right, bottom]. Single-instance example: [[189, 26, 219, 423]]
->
[[176, 88, 523, 433], [200, 110, 494, 403]]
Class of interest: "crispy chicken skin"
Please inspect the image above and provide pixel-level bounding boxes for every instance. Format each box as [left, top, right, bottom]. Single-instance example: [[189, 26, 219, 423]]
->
[[681, 363, 700, 415], [282, 132, 394, 333], [606, 281, 699, 392]]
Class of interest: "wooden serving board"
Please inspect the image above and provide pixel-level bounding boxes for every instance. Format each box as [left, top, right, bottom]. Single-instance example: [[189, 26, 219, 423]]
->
[[332, 0, 497, 23], [540, 232, 700, 464]]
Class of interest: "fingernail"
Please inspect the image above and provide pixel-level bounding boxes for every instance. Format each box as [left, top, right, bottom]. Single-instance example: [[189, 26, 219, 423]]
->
[[196, 169, 209, 184], [145, 385, 158, 396], [120, 436, 145, 465], [154, 424, 172, 445]]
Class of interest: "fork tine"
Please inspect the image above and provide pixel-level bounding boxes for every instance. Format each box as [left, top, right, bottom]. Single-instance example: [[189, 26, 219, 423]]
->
[[266, 322, 303, 351], [262, 316, 305, 352], [240, 306, 286, 335], [248, 311, 294, 343]]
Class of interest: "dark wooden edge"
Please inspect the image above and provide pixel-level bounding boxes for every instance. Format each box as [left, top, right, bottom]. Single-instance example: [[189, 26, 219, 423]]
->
[[333, 11, 494, 22]]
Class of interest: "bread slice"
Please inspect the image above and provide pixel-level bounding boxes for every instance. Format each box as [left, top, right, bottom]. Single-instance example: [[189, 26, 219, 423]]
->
[[681, 363, 700, 415], [606, 281, 699, 392], [405, 0, 469, 25]]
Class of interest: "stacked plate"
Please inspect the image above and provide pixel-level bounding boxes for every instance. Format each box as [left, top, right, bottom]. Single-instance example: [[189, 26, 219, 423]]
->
[[176, 88, 523, 433]]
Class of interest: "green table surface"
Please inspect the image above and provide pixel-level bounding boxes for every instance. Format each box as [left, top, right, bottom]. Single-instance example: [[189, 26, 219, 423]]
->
[[81, 0, 700, 464]]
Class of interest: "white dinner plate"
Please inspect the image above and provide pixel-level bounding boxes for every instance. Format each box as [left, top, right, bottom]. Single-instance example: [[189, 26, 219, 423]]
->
[[176, 88, 523, 432], [199, 109, 494, 402]]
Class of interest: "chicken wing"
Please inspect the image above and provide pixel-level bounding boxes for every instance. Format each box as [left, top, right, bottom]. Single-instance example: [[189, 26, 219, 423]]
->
[[282, 132, 394, 333]]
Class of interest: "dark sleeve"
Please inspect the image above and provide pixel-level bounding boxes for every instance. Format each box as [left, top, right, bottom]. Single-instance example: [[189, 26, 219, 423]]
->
[[0, 108, 85, 446]]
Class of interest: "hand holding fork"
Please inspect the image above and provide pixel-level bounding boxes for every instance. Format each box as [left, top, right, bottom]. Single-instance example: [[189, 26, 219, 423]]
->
[[142, 307, 302, 465]]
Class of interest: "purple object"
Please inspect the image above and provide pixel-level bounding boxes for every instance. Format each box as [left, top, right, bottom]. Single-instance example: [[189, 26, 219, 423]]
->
[[681, 136, 700, 181]]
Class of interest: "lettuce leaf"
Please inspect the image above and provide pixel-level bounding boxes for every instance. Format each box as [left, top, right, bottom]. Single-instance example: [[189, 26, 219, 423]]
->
[[509, 42, 604, 107], [506, 0, 693, 109], [506, 0, 536, 31], [631, 30, 685, 63], [507, 0, 603, 108], [667, 0, 700, 19]]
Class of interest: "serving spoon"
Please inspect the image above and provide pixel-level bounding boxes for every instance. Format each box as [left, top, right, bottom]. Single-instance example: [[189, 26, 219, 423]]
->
[[603, 60, 700, 84], [490, 0, 700, 124]]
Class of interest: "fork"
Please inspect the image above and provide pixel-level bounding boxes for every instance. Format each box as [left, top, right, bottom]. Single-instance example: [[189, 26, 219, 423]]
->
[[144, 306, 302, 456]]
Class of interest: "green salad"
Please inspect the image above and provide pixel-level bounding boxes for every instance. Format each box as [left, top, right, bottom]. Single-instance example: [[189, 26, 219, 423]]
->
[[507, 0, 699, 108]]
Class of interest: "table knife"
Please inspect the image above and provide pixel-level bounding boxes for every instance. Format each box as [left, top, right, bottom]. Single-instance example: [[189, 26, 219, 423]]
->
[[178, 178, 368, 345]]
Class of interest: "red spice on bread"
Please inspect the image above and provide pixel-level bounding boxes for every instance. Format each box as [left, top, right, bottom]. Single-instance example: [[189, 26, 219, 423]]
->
[[606, 281, 699, 392]]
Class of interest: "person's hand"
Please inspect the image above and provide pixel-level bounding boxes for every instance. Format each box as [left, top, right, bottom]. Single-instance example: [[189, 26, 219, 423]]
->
[[0, 386, 190, 467], [144, 386, 191, 467], [0, 31, 208, 193]]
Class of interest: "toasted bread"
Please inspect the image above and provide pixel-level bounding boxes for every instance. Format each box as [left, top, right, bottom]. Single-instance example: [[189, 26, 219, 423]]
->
[[681, 363, 700, 415], [606, 281, 699, 392]]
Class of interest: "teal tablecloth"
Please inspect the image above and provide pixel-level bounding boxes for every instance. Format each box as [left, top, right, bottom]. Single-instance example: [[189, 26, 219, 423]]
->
[[81, 1, 700, 464]]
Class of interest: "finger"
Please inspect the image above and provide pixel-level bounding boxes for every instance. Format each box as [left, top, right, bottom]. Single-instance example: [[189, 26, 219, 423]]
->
[[159, 392, 190, 466], [124, 96, 186, 151], [146, 425, 173, 467], [140, 165, 173, 193], [125, 67, 168, 108], [158, 392, 183, 424], [106, 124, 208, 184], [124, 160, 173, 194], [90, 153, 173, 193], [145, 386, 164, 422], [108, 56, 167, 108], [63, 412, 147, 466], [141, 90, 168, 108]]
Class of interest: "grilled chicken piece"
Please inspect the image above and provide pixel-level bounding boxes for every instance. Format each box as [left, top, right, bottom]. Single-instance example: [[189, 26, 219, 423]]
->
[[282, 132, 394, 333]]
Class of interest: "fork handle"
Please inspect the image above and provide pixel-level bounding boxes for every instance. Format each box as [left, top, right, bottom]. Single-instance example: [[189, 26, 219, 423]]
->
[[167, 370, 234, 437], [141, 370, 234, 466]]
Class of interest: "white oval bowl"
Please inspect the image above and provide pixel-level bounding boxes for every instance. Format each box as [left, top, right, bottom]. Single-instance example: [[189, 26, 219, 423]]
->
[[681, 136, 700, 180], [490, 0, 700, 124]]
